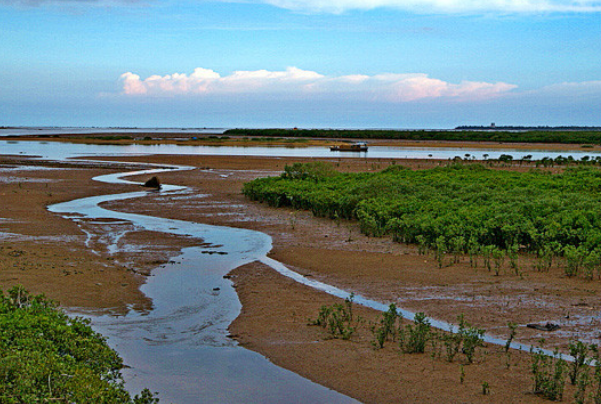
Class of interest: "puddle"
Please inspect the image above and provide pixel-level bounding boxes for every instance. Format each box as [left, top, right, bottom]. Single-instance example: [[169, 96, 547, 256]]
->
[[0, 165, 60, 171]]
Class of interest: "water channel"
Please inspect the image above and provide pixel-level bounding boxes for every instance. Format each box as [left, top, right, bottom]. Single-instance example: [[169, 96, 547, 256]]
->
[[48, 167, 357, 403], [0, 140, 576, 402]]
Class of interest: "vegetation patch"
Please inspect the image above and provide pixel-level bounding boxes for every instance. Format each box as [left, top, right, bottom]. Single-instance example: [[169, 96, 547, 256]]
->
[[0, 286, 158, 403], [245, 162, 601, 279], [308, 293, 359, 340]]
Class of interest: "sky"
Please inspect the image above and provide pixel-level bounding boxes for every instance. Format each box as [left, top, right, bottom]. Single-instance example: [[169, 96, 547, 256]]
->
[[0, 0, 600, 129]]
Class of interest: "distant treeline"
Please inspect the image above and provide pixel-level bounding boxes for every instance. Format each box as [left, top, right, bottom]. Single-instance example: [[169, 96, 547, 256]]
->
[[224, 128, 601, 145], [456, 125, 601, 131]]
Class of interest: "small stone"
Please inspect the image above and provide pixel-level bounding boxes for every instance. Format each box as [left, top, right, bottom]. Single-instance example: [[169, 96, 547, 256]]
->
[[143, 176, 161, 189]]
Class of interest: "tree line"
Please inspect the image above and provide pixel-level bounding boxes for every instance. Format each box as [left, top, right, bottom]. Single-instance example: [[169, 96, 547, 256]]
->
[[225, 128, 601, 145]]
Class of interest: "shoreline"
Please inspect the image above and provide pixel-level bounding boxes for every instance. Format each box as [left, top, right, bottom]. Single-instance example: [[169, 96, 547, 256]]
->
[[1, 151, 597, 402]]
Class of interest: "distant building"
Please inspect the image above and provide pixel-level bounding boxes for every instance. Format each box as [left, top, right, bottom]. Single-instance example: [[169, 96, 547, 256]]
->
[[491, 122, 496, 128]]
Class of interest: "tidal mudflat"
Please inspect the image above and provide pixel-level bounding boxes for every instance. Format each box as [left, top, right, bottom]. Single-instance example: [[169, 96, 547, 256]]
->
[[2, 141, 601, 402]]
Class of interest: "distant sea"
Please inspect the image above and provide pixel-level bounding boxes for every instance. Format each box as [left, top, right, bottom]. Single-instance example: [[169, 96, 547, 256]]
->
[[0, 127, 227, 137]]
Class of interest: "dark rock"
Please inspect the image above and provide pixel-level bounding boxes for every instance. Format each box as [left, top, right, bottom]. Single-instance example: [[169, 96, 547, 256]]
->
[[213, 287, 220, 291], [143, 176, 161, 189], [527, 322, 561, 332]]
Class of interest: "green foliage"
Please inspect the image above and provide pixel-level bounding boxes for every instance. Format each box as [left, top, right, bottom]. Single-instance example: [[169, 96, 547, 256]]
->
[[590, 345, 601, 404], [531, 343, 568, 401], [508, 244, 520, 275], [437, 315, 484, 364], [440, 332, 461, 362], [245, 163, 601, 279], [309, 293, 357, 340], [574, 367, 591, 404], [434, 236, 447, 269], [568, 340, 592, 386], [481, 381, 490, 395], [456, 314, 485, 364], [399, 312, 432, 354], [504, 322, 517, 353], [0, 286, 159, 403], [134, 388, 160, 404], [282, 162, 336, 181], [371, 304, 399, 349]]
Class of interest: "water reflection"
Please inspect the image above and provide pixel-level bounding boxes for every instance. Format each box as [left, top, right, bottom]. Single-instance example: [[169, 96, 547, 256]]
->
[[1, 139, 599, 161]]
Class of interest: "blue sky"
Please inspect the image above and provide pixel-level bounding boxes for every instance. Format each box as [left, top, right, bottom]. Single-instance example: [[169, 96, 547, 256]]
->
[[0, 0, 600, 128]]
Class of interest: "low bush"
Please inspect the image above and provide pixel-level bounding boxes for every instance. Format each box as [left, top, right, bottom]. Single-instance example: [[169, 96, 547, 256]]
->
[[0, 286, 158, 403], [309, 293, 358, 340]]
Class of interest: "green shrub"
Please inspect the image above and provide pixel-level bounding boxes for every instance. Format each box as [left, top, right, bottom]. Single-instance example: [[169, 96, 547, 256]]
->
[[399, 312, 431, 354], [0, 286, 159, 403], [531, 343, 567, 401], [457, 315, 485, 364], [371, 304, 399, 349], [309, 293, 357, 340], [569, 340, 592, 385], [282, 162, 336, 181]]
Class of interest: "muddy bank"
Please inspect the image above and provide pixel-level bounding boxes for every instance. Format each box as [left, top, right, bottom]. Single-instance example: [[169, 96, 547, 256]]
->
[[228, 261, 554, 404], [0, 156, 198, 313]]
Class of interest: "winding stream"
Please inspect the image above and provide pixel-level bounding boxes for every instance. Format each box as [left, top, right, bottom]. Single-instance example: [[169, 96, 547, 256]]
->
[[47, 165, 359, 403]]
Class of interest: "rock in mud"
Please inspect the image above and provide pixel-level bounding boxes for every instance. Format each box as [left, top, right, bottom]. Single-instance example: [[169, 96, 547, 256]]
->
[[527, 322, 561, 332], [143, 176, 161, 189]]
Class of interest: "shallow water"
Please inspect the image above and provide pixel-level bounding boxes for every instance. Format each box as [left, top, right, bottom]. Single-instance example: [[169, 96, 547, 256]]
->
[[0, 127, 224, 137], [1, 139, 599, 161]]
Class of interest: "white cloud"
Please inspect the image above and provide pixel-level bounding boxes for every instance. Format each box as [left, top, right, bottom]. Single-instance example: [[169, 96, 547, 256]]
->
[[260, 0, 601, 13], [119, 67, 517, 102], [532, 80, 601, 97]]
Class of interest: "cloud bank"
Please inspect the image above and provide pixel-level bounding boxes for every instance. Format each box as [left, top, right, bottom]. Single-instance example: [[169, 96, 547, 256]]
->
[[120, 67, 517, 102]]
